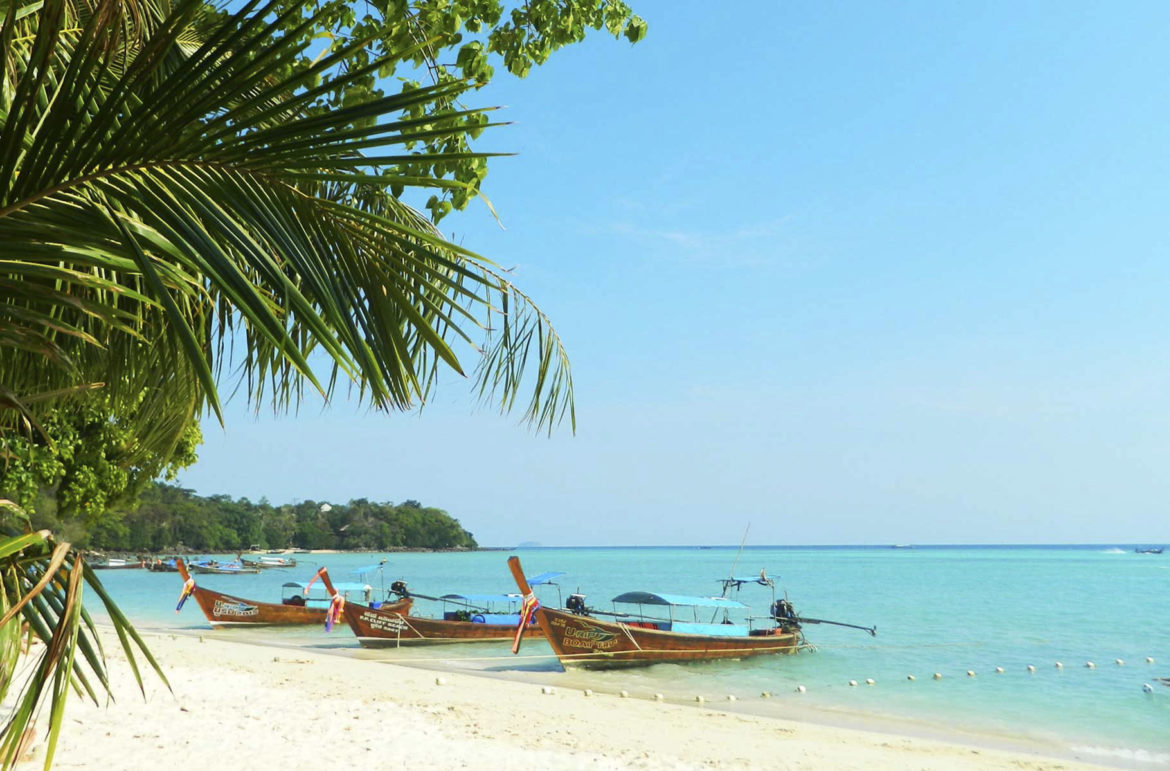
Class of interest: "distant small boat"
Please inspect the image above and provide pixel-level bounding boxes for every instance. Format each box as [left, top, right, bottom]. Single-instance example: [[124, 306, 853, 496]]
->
[[1135, 547, 1164, 554], [187, 559, 261, 575], [91, 557, 145, 569], [240, 555, 297, 568]]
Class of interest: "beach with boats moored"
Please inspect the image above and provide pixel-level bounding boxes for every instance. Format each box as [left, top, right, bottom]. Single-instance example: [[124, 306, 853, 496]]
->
[[54, 544, 1169, 769]]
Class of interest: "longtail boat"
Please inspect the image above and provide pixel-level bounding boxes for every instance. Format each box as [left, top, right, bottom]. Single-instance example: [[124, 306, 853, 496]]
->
[[315, 567, 560, 646], [174, 558, 411, 627], [507, 555, 875, 669], [240, 555, 297, 569], [91, 557, 146, 569], [187, 559, 261, 575]]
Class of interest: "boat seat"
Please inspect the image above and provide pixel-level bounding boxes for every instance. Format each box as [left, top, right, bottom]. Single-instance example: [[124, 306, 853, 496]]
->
[[471, 613, 524, 625]]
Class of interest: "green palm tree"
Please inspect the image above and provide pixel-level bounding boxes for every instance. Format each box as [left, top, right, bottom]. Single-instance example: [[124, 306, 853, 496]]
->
[[0, 0, 573, 764]]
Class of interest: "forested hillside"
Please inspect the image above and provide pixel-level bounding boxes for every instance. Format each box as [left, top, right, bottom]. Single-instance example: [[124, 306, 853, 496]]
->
[[89, 484, 477, 552]]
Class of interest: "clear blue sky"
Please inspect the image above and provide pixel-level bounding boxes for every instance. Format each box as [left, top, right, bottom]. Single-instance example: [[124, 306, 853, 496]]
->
[[179, 2, 1170, 546]]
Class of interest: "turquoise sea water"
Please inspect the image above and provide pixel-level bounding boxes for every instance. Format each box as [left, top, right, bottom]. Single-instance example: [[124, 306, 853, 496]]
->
[[91, 546, 1169, 767]]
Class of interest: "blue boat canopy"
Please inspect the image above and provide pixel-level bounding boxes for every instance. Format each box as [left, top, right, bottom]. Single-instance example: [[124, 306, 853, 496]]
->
[[349, 563, 387, 575], [611, 591, 747, 609], [525, 571, 565, 586]]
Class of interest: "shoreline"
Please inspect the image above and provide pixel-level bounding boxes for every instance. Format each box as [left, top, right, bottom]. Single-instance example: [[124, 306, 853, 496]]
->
[[27, 626, 1122, 770]]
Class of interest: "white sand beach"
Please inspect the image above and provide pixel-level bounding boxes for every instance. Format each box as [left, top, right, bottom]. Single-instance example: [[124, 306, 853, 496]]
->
[[12, 629, 1112, 770]]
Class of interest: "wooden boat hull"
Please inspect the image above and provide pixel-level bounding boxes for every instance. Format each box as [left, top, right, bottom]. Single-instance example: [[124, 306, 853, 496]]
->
[[175, 559, 411, 626], [536, 606, 802, 669], [188, 584, 412, 627], [339, 602, 544, 647]]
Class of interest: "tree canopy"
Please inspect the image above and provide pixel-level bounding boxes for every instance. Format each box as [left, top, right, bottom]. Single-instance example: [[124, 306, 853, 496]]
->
[[90, 483, 478, 552]]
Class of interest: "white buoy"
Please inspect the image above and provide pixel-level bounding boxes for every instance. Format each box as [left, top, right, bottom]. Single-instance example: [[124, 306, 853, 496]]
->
[[1055, 661, 1063, 669], [1143, 683, 1155, 694], [795, 685, 806, 694], [434, 677, 447, 686], [995, 667, 1004, 674], [541, 686, 555, 695], [865, 678, 875, 686], [1085, 661, 1095, 669], [761, 691, 772, 698], [849, 679, 858, 687], [619, 690, 629, 698], [583, 689, 593, 697], [967, 670, 976, 677], [727, 695, 737, 702], [933, 672, 943, 680], [1027, 665, 1036, 673], [1147, 657, 1156, 664], [653, 693, 664, 701], [906, 675, 915, 681], [1116, 659, 1125, 666], [695, 695, 705, 703]]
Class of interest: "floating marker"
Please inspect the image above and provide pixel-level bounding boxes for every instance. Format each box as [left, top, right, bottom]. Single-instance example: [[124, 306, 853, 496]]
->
[[1116, 659, 1125, 666], [653, 693, 664, 701], [541, 686, 555, 695], [1148, 657, 1156, 664], [727, 695, 737, 702], [865, 678, 875, 686], [619, 690, 629, 698], [1055, 662, 1063, 669], [967, 670, 976, 677], [933, 672, 943, 680], [849, 679, 858, 687], [1143, 683, 1155, 694], [582, 689, 593, 697], [434, 677, 446, 686], [994, 667, 1004, 674], [695, 695, 705, 703], [795, 686, 806, 694], [761, 691, 772, 698], [907, 675, 915, 681], [1085, 661, 1095, 669], [1027, 665, 1036, 673]]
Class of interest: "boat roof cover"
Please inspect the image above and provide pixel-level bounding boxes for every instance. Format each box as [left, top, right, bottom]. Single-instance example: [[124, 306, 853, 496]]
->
[[525, 571, 565, 586], [611, 591, 747, 609], [349, 563, 386, 575], [726, 575, 773, 583]]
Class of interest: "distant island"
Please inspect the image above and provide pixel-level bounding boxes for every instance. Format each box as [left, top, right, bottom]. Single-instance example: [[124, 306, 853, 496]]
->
[[88, 483, 477, 552]]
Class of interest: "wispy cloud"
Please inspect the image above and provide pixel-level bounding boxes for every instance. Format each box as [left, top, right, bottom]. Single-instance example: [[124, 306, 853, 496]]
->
[[607, 217, 797, 268]]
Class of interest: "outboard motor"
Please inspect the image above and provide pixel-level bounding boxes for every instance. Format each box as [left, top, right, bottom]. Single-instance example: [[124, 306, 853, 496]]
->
[[771, 598, 798, 624], [566, 593, 589, 615], [390, 579, 409, 598]]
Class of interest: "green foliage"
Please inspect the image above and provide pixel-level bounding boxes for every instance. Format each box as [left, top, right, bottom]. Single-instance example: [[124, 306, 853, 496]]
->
[[0, 394, 201, 529], [283, 0, 647, 221], [0, 505, 166, 771], [92, 483, 478, 551]]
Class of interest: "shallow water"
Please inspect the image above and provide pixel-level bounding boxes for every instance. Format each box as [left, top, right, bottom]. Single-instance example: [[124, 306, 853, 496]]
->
[[91, 545, 1170, 766]]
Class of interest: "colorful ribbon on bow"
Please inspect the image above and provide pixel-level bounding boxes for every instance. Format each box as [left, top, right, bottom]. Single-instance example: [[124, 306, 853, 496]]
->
[[325, 593, 345, 632], [511, 593, 540, 654], [176, 578, 195, 612]]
